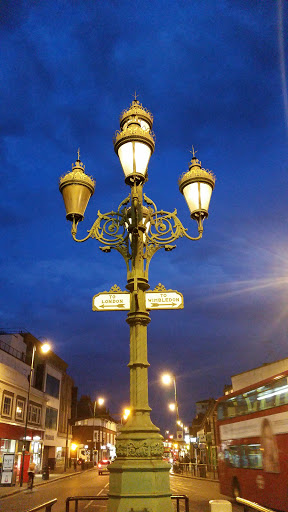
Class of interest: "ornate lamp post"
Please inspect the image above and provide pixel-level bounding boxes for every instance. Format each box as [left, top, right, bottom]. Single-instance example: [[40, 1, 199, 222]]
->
[[59, 97, 215, 512]]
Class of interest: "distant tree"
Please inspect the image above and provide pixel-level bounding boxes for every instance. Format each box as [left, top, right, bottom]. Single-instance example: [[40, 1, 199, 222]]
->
[[77, 395, 93, 419]]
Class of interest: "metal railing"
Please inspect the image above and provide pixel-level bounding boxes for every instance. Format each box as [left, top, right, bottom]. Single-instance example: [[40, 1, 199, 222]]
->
[[172, 494, 189, 512], [65, 494, 189, 512], [0, 338, 26, 362], [66, 495, 108, 512], [236, 497, 274, 512], [25, 499, 57, 512], [172, 462, 218, 480]]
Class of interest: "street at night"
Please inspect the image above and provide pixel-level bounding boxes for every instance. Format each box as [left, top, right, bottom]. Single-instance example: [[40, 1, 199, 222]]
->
[[1, 2, 288, 511], [0, 469, 242, 512]]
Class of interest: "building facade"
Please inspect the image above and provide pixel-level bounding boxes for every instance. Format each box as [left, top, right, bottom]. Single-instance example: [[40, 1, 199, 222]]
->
[[72, 415, 118, 464], [190, 398, 217, 467], [0, 331, 74, 478]]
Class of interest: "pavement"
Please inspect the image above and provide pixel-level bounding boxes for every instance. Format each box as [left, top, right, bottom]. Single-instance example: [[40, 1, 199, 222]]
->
[[0, 466, 94, 500], [171, 469, 219, 483]]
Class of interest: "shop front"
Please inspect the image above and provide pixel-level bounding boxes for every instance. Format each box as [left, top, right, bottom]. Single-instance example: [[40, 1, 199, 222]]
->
[[0, 423, 44, 484]]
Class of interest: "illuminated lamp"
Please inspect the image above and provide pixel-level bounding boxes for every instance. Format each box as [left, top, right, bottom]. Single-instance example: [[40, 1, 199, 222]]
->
[[113, 99, 155, 185], [179, 154, 215, 220]]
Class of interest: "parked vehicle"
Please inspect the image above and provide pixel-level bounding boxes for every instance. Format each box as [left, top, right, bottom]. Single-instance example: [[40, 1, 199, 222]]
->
[[98, 459, 110, 475]]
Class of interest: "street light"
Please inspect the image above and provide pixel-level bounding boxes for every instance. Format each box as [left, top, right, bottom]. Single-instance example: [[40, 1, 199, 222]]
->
[[162, 372, 180, 423], [19, 341, 51, 487], [59, 96, 215, 512], [123, 408, 131, 422], [95, 397, 105, 411], [93, 397, 106, 464]]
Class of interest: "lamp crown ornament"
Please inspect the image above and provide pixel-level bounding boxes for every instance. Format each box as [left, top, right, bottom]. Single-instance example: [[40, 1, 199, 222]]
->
[[119, 94, 154, 130]]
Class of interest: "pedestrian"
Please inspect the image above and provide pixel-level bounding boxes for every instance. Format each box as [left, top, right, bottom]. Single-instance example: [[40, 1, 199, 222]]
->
[[74, 460, 77, 471], [28, 459, 36, 490]]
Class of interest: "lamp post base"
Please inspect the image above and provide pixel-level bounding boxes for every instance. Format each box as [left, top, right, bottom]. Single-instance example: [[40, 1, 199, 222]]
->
[[107, 417, 173, 512], [108, 459, 172, 512]]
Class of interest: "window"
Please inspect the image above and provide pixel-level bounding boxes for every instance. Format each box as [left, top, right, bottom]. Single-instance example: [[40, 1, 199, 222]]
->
[[15, 398, 25, 421], [1, 393, 13, 418], [28, 403, 41, 424], [225, 444, 262, 469], [218, 376, 288, 420], [45, 407, 58, 430], [45, 374, 60, 398]]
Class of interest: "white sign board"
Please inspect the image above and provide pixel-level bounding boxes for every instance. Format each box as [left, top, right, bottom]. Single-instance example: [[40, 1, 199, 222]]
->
[[145, 291, 183, 310], [2, 454, 14, 471], [1, 453, 15, 485], [92, 289, 183, 311], [1, 471, 12, 485], [92, 292, 130, 311]]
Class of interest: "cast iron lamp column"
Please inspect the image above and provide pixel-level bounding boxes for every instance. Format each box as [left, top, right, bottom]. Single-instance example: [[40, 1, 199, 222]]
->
[[59, 98, 215, 512]]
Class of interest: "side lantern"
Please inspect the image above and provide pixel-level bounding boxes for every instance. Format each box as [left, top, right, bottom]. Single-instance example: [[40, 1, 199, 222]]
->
[[59, 153, 95, 222], [179, 155, 215, 220]]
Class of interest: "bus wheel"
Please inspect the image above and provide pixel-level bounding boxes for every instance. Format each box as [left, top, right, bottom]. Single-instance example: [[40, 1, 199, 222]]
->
[[232, 478, 241, 499]]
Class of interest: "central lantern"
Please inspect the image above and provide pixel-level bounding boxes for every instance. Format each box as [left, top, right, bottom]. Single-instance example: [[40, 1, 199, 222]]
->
[[113, 98, 155, 184]]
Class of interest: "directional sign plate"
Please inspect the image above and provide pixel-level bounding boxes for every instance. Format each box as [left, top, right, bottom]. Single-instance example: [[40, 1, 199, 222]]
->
[[93, 286, 183, 312], [92, 292, 130, 311], [145, 290, 183, 310]]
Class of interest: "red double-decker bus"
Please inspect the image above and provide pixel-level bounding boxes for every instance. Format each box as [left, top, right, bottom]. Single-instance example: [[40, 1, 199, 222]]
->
[[216, 370, 288, 511]]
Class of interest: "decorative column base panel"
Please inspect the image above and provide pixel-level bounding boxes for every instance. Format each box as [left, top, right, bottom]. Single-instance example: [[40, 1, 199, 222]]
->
[[107, 459, 173, 512]]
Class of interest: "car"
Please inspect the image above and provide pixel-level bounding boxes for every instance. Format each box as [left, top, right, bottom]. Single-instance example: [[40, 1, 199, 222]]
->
[[98, 459, 110, 475]]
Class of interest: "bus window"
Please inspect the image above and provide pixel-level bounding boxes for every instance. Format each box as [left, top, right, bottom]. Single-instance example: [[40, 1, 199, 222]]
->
[[217, 403, 225, 420], [227, 399, 237, 418], [228, 446, 241, 468], [245, 390, 257, 413], [247, 444, 262, 469], [240, 445, 249, 468], [236, 395, 247, 416]]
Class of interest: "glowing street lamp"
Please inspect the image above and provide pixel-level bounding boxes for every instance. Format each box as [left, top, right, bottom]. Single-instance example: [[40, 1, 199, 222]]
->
[[59, 96, 215, 512], [94, 396, 105, 415], [41, 342, 51, 354], [161, 372, 179, 422], [162, 373, 173, 386], [123, 408, 131, 422], [168, 403, 176, 412]]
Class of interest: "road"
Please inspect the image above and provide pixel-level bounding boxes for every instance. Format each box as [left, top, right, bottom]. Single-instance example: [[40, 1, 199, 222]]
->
[[0, 470, 242, 512]]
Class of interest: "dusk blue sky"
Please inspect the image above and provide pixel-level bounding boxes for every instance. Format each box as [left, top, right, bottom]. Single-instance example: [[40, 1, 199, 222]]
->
[[1, 1, 288, 433]]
